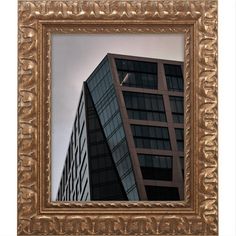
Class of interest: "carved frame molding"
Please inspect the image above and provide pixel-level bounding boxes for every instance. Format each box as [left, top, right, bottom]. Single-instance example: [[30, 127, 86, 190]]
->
[[18, 0, 218, 235]]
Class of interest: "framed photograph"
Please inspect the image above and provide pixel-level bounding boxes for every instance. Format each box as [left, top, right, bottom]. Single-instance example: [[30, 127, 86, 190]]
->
[[18, 0, 218, 235]]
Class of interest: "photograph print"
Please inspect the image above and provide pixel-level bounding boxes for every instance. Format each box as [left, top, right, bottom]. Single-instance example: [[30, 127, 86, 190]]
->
[[51, 34, 185, 202]]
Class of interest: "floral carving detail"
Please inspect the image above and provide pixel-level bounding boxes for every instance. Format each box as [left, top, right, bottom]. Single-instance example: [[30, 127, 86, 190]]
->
[[18, 0, 217, 235], [18, 0, 205, 20]]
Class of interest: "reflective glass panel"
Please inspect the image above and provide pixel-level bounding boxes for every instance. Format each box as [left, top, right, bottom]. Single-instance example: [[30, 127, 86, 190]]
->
[[115, 59, 158, 89]]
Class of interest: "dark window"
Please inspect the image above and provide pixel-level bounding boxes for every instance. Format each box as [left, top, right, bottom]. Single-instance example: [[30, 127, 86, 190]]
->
[[179, 156, 184, 179], [175, 128, 184, 151], [81, 164, 87, 182], [131, 125, 171, 150], [71, 162, 75, 183], [68, 174, 72, 195], [76, 179, 80, 200], [164, 64, 183, 92], [115, 59, 158, 89], [80, 152, 87, 175], [62, 169, 66, 194], [138, 154, 172, 181], [79, 152, 86, 192], [85, 192, 89, 201], [73, 121, 77, 146], [170, 96, 184, 123], [67, 186, 69, 200], [123, 92, 166, 122], [78, 101, 84, 118], [81, 179, 88, 200], [87, 58, 110, 94], [87, 58, 113, 105], [68, 147, 71, 169], [65, 155, 68, 184], [72, 191, 76, 201], [145, 186, 180, 200], [75, 147, 78, 168]]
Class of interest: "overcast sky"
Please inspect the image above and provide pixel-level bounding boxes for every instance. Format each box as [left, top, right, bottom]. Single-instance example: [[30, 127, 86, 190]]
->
[[51, 33, 184, 200]]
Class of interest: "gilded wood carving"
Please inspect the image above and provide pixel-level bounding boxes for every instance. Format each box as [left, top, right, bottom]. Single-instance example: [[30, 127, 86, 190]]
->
[[18, 0, 217, 235]]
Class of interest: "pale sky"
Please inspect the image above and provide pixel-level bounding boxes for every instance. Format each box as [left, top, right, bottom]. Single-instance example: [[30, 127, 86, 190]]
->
[[51, 33, 184, 200]]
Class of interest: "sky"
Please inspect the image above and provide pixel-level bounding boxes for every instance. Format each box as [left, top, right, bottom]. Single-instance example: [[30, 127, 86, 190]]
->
[[51, 33, 184, 200]]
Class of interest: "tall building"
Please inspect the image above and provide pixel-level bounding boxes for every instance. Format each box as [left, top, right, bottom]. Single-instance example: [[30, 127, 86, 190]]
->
[[56, 54, 184, 201]]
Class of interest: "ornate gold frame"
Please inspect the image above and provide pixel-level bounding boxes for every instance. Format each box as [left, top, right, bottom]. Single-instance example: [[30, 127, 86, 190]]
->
[[18, 0, 218, 235]]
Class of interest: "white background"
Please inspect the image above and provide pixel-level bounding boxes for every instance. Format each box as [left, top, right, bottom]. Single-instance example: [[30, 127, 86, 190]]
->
[[0, 0, 235, 235]]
